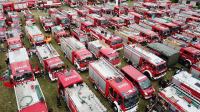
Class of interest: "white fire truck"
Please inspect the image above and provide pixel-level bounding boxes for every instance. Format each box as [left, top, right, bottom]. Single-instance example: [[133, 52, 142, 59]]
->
[[57, 69, 107, 112], [158, 84, 200, 112], [89, 58, 139, 112], [14, 79, 48, 112], [60, 37, 93, 71], [88, 40, 121, 66], [172, 71, 200, 101], [36, 44, 67, 81], [124, 45, 167, 79]]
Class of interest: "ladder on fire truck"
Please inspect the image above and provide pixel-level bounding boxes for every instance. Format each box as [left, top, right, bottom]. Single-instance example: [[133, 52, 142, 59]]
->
[[93, 58, 124, 80], [60, 37, 85, 51]]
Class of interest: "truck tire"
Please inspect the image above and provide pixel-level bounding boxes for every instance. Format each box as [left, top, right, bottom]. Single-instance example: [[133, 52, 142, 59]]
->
[[113, 104, 118, 112], [93, 83, 98, 90], [184, 60, 191, 68], [144, 71, 151, 79]]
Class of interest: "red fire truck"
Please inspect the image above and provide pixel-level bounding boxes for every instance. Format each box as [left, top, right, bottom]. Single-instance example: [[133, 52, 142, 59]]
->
[[60, 37, 93, 71], [124, 45, 167, 79], [0, 12, 6, 41], [158, 83, 200, 112], [61, 10, 77, 20], [27, 0, 37, 8], [109, 16, 126, 29], [49, 8, 70, 29], [6, 29, 22, 51], [6, 11, 21, 26], [39, 16, 55, 32], [172, 71, 200, 101], [9, 48, 35, 85], [129, 11, 144, 24], [51, 25, 67, 44], [13, 0, 28, 11], [86, 13, 109, 28], [57, 69, 107, 112], [139, 20, 170, 39], [22, 10, 35, 24], [119, 14, 135, 26], [88, 40, 121, 66], [74, 7, 88, 17], [36, 44, 67, 81], [64, 0, 79, 7], [89, 58, 139, 112], [90, 27, 123, 50], [179, 47, 200, 67], [114, 27, 147, 45], [150, 17, 179, 34], [129, 24, 160, 43], [84, 5, 102, 15], [121, 65, 155, 99], [71, 28, 90, 44], [37, 0, 61, 9], [25, 24, 47, 46]]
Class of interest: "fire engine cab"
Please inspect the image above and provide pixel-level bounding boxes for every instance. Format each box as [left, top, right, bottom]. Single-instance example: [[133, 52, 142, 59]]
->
[[6, 29, 22, 51], [60, 37, 93, 71], [88, 40, 121, 66], [57, 69, 107, 112], [89, 58, 139, 112], [86, 14, 109, 28], [124, 45, 167, 79], [9, 48, 34, 85], [36, 44, 67, 81], [51, 25, 67, 44]]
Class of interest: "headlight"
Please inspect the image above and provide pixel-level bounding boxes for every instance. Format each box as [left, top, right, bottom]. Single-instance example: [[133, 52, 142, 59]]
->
[[144, 92, 148, 96]]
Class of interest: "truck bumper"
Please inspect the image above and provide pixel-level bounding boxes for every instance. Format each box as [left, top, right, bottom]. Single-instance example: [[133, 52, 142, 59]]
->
[[78, 67, 87, 71], [153, 72, 166, 80], [124, 105, 138, 112]]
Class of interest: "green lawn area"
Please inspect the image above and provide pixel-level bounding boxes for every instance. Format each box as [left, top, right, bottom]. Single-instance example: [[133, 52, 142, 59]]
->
[[0, 4, 187, 112]]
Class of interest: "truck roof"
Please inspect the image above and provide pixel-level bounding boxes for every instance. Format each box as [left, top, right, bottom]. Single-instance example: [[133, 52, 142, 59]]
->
[[66, 83, 107, 112], [130, 24, 158, 36], [9, 47, 29, 64], [183, 47, 200, 54], [92, 27, 113, 40], [127, 45, 165, 65], [25, 25, 42, 36], [115, 27, 140, 38], [36, 44, 59, 60], [159, 85, 200, 112], [141, 20, 169, 31], [61, 37, 86, 50], [121, 65, 147, 82], [89, 40, 108, 49], [147, 43, 179, 57], [173, 71, 200, 98], [14, 79, 47, 112]]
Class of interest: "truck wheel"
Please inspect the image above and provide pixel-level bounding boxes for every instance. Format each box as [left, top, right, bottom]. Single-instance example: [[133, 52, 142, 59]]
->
[[113, 104, 118, 112], [93, 84, 98, 90], [185, 61, 191, 68], [144, 72, 151, 79]]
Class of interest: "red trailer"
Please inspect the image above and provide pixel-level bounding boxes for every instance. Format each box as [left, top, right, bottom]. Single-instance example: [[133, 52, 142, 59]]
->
[[89, 58, 139, 112]]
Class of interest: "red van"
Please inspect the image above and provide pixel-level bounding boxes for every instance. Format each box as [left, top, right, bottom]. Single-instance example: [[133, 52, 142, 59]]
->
[[121, 65, 155, 99]]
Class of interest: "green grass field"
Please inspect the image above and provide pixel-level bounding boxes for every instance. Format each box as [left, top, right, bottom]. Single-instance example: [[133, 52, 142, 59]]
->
[[0, 4, 185, 112]]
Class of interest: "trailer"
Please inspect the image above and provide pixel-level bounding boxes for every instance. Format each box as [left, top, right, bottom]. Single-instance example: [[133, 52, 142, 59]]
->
[[51, 25, 67, 44], [9, 48, 35, 85], [90, 27, 123, 50], [60, 37, 93, 71], [147, 43, 179, 67], [14, 79, 48, 112], [57, 69, 107, 112], [39, 16, 55, 32], [36, 44, 67, 81], [89, 58, 139, 112], [25, 24, 47, 46], [88, 40, 121, 66], [158, 84, 200, 112], [114, 27, 147, 45], [172, 71, 200, 102], [124, 45, 167, 79]]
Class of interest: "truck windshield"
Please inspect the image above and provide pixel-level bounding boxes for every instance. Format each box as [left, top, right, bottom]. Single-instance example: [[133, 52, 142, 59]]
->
[[78, 56, 92, 64], [51, 66, 65, 72], [117, 19, 124, 24], [124, 92, 139, 109], [101, 20, 108, 25], [139, 79, 151, 90], [14, 72, 33, 82], [111, 39, 123, 45], [108, 53, 119, 61], [162, 30, 170, 37], [156, 63, 166, 72]]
